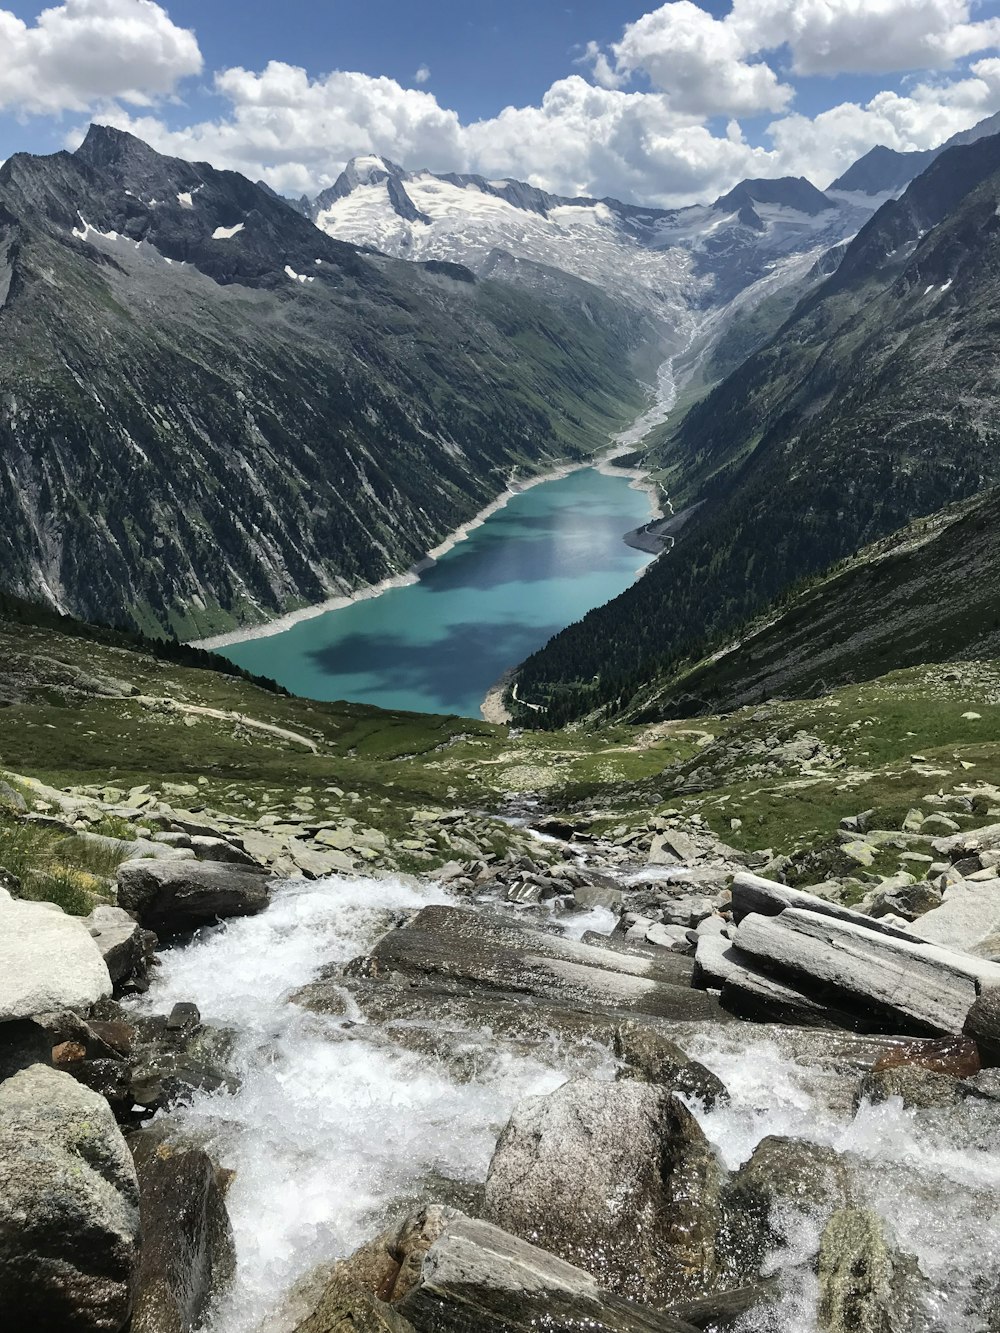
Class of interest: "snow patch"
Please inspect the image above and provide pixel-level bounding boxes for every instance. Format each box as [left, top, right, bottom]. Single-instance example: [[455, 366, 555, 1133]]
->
[[284, 265, 315, 284], [212, 222, 245, 240]]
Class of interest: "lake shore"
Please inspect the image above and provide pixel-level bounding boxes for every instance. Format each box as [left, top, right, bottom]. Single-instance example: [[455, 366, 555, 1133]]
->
[[190, 456, 586, 651], [480, 668, 516, 725]]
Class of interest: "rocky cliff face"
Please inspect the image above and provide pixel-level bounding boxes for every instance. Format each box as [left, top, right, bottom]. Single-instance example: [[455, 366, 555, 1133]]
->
[[0, 126, 647, 637]]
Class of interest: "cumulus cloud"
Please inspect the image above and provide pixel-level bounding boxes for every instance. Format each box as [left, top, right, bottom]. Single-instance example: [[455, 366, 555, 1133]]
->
[[36, 0, 1000, 206], [0, 0, 201, 115], [414, 64, 430, 85], [730, 0, 1000, 77], [592, 1, 792, 115]]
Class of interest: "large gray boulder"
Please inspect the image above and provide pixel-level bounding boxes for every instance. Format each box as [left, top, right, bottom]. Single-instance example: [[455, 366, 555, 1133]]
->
[[0, 889, 112, 1021], [484, 1077, 724, 1305], [129, 1130, 236, 1333], [294, 1204, 699, 1333], [0, 1064, 141, 1330], [730, 873, 921, 941], [734, 907, 1000, 1036], [116, 860, 271, 935]]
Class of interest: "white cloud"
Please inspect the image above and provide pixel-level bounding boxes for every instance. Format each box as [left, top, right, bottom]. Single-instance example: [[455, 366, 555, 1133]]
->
[[730, 0, 1000, 77], [414, 64, 430, 85], [595, 1, 792, 115], [39, 0, 1000, 207], [0, 0, 201, 115]]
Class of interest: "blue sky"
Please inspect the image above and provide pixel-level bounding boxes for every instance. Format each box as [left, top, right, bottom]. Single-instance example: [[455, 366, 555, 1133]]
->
[[2, 0, 1000, 205]]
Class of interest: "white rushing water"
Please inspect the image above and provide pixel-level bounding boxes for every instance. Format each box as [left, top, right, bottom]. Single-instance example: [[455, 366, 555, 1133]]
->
[[134, 875, 611, 1333], [137, 875, 1000, 1332], [685, 1030, 1000, 1332]]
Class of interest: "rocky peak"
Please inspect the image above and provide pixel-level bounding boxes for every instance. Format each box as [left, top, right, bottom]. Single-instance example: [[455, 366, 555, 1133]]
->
[[714, 176, 835, 218]]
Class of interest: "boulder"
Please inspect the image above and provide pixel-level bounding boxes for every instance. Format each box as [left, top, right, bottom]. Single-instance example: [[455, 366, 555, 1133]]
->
[[734, 907, 1000, 1036], [730, 874, 920, 941], [855, 1065, 960, 1109], [904, 879, 1000, 956], [129, 1130, 236, 1333], [0, 1064, 141, 1330], [189, 835, 257, 866], [0, 892, 112, 1021], [484, 1077, 724, 1304], [86, 905, 156, 993], [965, 987, 1000, 1063], [649, 830, 700, 864], [816, 1209, 920, 1333], [295, 1204, 700, 1333], [613, 1022, 728, 1108], [717, 1137, 849, 1286], [116, 860, 271, 935], [573, 883, 624, 911]]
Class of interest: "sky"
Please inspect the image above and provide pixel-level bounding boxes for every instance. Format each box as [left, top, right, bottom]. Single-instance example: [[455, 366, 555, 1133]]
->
[[2, 0, 1000, 206]]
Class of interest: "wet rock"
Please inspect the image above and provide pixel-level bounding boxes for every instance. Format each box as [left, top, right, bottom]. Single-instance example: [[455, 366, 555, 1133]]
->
[[668, 1281, 780, 1330], [964, 987, 1000, 1063], [130, 1130, 236, 1332], [0, 1064, 141, 1330], [959, 1069, 1000, 1102], [871, 1034, 980, 1079], [116, 860, 272, 935], [718, 1138, 849, 1286], [856, 1065, 960, 1109], [816, 1209, 921, 1333], [484, 1077, 724, 1304], [362, 905, 722, 1024], [298, 1204, 700, 1333], [573, 883, 624, 911], [0, 890, 112, 1020], [734, 906, 1000, 1036], [613, 1022, 728, 1108], [86, 905, 156, 994]]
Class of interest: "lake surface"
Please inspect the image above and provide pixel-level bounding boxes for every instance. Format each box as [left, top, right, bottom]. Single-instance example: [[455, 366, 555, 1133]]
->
[[221, 467, 653, 718]]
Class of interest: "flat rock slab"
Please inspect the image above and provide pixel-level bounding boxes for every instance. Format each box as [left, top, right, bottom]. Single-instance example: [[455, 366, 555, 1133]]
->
[[0, 890, 112, 1020], [695, 935, 891, 1033], [735, 907, 1000, 1036], [117, 859, 272, 935], [399, 1211, 701, 1333], [730, 873, 923, 942], [366, 906, 721, 1023]]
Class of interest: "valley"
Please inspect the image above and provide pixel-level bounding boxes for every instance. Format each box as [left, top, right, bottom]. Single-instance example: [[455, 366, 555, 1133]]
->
[[6, 72, 1000, 1333]]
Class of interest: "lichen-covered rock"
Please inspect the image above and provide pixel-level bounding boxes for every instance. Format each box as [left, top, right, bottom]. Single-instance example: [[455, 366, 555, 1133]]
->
[[0, 1064, 140, 1330], [816, 1209, 921, 1333]]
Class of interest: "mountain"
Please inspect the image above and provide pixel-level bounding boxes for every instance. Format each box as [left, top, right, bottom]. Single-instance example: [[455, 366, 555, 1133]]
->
[[0, 125, 651, 638], [306, 156, 876, 352], [509, 131, 1000, 727], [829, 109, 1000, 197], [633, 485, 1000, 718]]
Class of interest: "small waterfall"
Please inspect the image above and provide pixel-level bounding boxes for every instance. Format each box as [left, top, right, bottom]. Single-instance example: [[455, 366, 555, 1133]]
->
[[133, 875, 612, 1333]]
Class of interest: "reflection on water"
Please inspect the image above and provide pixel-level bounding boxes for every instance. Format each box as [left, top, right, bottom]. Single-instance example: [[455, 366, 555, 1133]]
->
[[221, 468, 652, 716]]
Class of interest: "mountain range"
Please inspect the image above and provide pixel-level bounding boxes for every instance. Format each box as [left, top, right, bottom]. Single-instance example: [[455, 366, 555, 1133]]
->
[[511, 127, 1000, 725]]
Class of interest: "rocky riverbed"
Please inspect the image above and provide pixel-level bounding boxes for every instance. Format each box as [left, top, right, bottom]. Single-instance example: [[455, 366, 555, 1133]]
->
[[5, 776, 1000, 1332]]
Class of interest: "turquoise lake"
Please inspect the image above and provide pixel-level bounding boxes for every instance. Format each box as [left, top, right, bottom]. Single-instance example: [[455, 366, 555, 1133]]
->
[[220, 467, 653, 718]]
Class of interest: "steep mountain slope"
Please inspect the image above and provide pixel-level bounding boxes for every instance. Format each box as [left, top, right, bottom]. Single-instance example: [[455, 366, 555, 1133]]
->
[[828, 109, 1000, 197], [626, 486, 1000, 718], [511, 133, 1000, 727], [0, 126, 649, 638]]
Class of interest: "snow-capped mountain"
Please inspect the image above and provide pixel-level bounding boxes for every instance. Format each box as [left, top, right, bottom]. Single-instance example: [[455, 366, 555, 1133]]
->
[[304, 158, 879, 341]]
